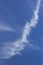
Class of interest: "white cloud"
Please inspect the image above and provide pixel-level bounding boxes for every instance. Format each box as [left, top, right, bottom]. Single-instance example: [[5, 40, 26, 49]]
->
[[21, 0, 41, 43], [30, 0, 41, 27], [0, 0, 41, 59]]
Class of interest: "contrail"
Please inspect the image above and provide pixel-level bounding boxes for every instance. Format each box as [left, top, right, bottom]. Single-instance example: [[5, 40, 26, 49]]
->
[[0, 0, 41, 59], [30, 0, 41, 27], [21, 0, 41, 42]]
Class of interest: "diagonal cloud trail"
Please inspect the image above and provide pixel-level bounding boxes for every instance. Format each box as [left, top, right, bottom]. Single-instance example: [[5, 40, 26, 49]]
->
[[21, 0, 41, 42], [30, 0, 41, 28], [0, 0, 41, 59], [11, 0, 41, 54]]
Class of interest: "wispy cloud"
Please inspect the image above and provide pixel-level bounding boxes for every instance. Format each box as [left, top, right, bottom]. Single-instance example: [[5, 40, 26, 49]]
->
[[0, 24, 15, 32], [30, 0, 41, 27], [0, 0, 41, 59], [21, 0, 41, 43]]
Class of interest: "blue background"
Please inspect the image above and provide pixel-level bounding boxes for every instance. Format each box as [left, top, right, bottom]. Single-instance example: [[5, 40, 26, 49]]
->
[[0, 0, 43, 65]]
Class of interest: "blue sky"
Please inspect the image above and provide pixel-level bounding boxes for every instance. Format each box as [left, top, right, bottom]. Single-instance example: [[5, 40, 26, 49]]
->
[[0, 0, 43, 65]]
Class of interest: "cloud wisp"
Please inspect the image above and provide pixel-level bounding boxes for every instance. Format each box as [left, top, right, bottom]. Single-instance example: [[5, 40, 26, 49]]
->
[[0, 24, 15, 32], [22, 0, 41, 40], [0, 0, 41, 59]]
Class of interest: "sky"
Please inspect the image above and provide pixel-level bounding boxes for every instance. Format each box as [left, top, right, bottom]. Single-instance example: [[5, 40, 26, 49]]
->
[[0, 0, 43, 65]]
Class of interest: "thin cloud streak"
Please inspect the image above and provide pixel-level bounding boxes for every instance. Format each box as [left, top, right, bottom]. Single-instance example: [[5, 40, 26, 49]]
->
[[21, 0, 41, 43], [0, 0, 41, 59], [0, 24, 15, 32], [11, 0, 41, 55], [30, 0, 41, 27]]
